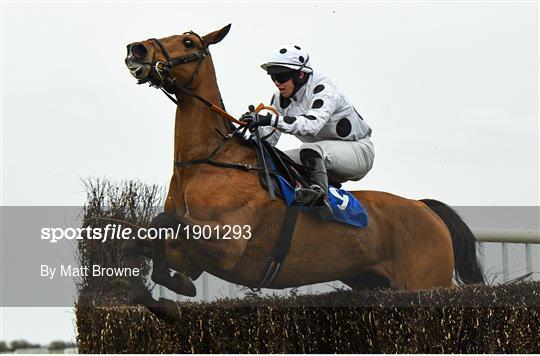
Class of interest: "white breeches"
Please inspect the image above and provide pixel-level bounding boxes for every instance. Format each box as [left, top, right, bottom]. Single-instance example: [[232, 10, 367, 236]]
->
[[285, 136, 375, 183]]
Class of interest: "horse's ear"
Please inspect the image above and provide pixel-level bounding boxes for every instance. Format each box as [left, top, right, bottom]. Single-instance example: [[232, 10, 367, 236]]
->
[[203, 24, 231, 46]]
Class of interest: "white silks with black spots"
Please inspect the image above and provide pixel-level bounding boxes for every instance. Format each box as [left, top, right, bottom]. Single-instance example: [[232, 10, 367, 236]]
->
[[267, 71, 371, 140], [258, 71, 375, 183]]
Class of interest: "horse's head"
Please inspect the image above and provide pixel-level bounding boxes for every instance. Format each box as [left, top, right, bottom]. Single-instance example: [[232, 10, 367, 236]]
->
[[125, 24, 231, 90]]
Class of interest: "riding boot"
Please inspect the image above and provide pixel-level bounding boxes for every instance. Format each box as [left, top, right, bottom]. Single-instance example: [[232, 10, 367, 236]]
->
[[295, 156, 334, 221]]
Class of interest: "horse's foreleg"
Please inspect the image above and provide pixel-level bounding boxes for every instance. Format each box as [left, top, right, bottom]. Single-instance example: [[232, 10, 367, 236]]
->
[[151, 238, 196, 296], [121, 239, 155, 305], [122, 239, 183, 323], [149, 212, 196, 297]]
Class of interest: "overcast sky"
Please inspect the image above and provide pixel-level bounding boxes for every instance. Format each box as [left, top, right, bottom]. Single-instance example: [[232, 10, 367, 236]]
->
[[1, 0, 538, 345]]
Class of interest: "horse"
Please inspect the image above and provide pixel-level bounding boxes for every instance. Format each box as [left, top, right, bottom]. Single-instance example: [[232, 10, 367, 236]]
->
[[123, 24, 484, 322]]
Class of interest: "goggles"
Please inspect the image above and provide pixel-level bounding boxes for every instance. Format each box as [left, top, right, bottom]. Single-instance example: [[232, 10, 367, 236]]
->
[[270, 71, 295, 84]]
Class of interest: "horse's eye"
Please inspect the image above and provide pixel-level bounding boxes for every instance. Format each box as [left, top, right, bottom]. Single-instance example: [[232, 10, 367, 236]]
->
[[183, 39, 194, 48]]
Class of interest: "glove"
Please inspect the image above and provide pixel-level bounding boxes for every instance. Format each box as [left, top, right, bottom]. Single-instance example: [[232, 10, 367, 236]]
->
[[240, 112, 274, 127]]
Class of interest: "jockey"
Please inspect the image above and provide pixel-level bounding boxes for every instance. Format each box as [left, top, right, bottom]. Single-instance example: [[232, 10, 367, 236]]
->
[[242, 44, 374, 220]]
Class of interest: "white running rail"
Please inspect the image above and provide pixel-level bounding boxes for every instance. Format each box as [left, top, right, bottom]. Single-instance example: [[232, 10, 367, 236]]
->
[[474, 228, 539, 282]]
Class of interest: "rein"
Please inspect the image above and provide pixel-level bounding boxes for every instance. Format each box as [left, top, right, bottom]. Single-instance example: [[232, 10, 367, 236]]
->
[[141, 35, 276, 199]]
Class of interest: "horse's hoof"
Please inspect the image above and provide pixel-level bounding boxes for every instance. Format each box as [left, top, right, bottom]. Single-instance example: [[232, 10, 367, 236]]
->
[[152, 271, 196, 297], [171, 272, 196, 297], [155, 298, 181, 324]]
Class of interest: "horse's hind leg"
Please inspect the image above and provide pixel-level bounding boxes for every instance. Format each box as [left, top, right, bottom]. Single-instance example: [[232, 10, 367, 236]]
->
[[340, 269, 397, 291], [150, 212, 196, 297]]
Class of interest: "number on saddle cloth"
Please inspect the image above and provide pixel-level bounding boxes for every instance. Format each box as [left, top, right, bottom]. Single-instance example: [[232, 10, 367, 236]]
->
[[277, 176, 368, 228]]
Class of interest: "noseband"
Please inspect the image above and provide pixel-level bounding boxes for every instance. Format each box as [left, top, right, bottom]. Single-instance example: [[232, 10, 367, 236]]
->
[[140, 32, 209, 92]]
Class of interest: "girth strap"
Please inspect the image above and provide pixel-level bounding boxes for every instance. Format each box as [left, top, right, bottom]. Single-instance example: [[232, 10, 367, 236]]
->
[[257, 205, 300, 289]]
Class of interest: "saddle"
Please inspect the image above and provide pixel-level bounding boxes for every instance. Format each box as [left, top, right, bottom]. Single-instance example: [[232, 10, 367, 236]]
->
[[253, 139, 342, 196], [251, 138, 368, 229]]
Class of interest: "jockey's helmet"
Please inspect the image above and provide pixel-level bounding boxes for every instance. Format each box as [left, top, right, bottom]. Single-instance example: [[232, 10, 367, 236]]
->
[[261, 44, 313, 75]]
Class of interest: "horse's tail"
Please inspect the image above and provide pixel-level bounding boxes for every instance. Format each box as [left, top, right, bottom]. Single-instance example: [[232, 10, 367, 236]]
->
[[420, 199, 485, 284]]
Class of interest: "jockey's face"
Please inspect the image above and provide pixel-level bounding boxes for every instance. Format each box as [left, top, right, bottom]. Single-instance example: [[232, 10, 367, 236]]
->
[[273, 71, 304, 98], [274, 77, 295, 98]]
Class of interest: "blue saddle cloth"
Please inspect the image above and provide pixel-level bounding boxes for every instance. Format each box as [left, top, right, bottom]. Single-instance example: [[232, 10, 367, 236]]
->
[[276, 176, 368, 228], [251, 137, 368, 228]]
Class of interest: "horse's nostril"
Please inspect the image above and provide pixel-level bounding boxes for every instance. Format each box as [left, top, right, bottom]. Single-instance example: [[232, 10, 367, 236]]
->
[[130, 43, 148, 59]]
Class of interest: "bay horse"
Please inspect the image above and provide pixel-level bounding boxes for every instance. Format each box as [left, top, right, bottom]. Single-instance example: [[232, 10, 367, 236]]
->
[[123, 24, 484, 322]]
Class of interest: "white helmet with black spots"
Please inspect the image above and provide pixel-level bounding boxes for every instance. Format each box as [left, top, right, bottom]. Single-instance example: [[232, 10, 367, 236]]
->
[[261, 44, 313, 74]]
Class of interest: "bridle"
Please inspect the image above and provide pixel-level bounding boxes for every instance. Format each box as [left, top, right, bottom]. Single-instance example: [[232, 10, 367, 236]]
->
[[137, 32, 247, 126], [132, 32, 279, 200], [138, 31, 209, 91]]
